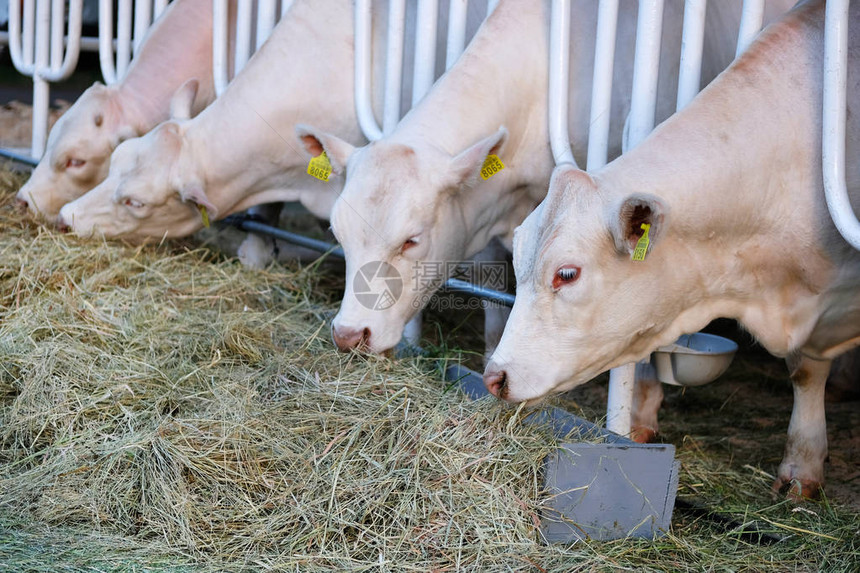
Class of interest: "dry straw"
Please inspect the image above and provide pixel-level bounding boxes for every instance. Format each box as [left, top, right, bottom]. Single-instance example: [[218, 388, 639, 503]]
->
[[0, 167, 857, 572]]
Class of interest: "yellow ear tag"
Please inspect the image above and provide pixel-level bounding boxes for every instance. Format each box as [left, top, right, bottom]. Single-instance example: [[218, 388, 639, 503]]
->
[[632, 223, 651, 261], [480, 154, 505, 180], [307, 151, 333, 182], [198, 204, 210, 228]]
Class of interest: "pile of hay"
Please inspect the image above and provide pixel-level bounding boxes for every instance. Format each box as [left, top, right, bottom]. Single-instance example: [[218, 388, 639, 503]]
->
[[0, 169, 564, 570], [1, 167, 857, 572]]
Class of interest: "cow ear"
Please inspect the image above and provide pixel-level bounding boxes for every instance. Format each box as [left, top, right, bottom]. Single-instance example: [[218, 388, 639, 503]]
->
[[450, 127, 508, 189], [180, 184, 218, 222], [294, 124, 355, 175], [170, 79, 200, 121], [608, 193, 667, 257]]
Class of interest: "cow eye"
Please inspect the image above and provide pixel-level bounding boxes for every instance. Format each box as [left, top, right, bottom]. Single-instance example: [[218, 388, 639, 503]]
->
[[552, 265, 581, 290], [65, 158, 86, 169], [401, 236, 419, 253], [123, 197, 144, 209]]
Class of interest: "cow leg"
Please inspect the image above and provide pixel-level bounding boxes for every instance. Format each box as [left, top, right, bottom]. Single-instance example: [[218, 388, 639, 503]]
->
[[403, 313, 423, 347], [630, 361, 663, 443], [774, 354, 830, 500], [237, 203, 283, 270]]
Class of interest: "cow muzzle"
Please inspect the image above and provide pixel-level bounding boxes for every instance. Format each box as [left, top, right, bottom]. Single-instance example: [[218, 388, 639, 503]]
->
[[331, 324, 371, 352]]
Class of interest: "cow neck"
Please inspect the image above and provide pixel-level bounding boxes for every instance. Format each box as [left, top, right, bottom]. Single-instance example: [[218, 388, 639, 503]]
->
[[394, 0, 552, 257], [597, 2, 831, 353], [180, 0, 361, 216], [117, 0, 214, 134]]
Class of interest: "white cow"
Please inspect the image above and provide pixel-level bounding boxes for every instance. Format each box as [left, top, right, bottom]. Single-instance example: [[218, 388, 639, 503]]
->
[[297, 0, 790, 356], [56, 0, 486, 243], [16, 0, 218, 220], [484, 0, 858, 500]]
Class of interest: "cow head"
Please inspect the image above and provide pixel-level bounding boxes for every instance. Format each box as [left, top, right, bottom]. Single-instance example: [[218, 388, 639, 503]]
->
[[484, 164, 676, 403], [296, 124, 508, 353], [56, 82, 214, 241], [16, 82, 137, 219]]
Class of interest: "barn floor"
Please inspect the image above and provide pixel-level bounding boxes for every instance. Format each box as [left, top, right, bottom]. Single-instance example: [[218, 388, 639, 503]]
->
[[0, 166, 858, 571]]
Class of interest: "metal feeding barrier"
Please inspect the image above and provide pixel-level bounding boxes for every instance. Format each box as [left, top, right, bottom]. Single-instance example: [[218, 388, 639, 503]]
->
[[5, 0, 84, 158]]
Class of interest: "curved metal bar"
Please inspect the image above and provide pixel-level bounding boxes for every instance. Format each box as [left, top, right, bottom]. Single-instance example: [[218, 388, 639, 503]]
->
[[213, 0, 230, 97], [383, 0, 406, 134], [411, 0, 439, 106], [355, 0, 384, 141], [116, 0, 133, 79], [234, 0, 254, 75], [626, 0, 665, 150], [735, 0, 765, 57], [133, 0, 153, 56], [549, 0, 576, 166], [586, 0, 619, 170], [40, 0, 83, 82], [98, 0, 117, 84], [676, 0, 707, 112], [8, 0, 34, 74], [256, 0, 279, 50], [822, 0, 860, 249], [446, 0, 469, 70]]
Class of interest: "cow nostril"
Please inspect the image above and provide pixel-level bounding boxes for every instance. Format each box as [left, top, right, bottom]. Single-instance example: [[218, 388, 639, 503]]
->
[[483, 370, 508, 399], [361, 327, 371, 345], [16, 197, 28, 211], [55, 215, 70, 233]]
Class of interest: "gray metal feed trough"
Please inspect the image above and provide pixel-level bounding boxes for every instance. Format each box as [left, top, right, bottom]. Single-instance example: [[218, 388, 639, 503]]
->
[[448, 363, 679, 542], [225, 215, 681, 543]]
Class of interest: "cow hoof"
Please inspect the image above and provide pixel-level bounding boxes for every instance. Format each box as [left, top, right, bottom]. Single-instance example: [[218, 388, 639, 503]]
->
[[630, 425, 657, 443], [772, 476, 823, 501], [238, 234, 274, 270]]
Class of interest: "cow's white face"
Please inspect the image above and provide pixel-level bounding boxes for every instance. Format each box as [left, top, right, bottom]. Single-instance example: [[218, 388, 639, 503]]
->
[[57, 120, 211, 242], [484, 165, 672, 403], [17, 83, 132, 220], [297, 125, 508, 353]]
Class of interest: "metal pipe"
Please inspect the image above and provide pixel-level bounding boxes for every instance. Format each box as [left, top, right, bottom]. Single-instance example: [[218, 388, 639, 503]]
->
[[412, 0, 439, 106], [446, 0, 469, 70], [355, 0, 384, 140], [735, 0, 765, 57], [383, 0, 407, 134], [133, 0, 153, 55], [487, 0, 499, 14], [23, 0, 36, 70], [50, 0, 64, 69], [213, 0, 230, 97], [31, 0, 50, 158], [155, 0, 169, 17], [0, 148, 41, 166], [281, 0, 295, 17], [98, 0, 117, 84], [256, 0, 278, 50], [606, 0, 664, 437], [586, 0, 619, 170], [606, 363, 637, 436], [822, 0, 860, 250], [549, 0, 576, 166], [676, 0, 707, 112], [234, 0, 254, 74], [626, 0, 665, 150], [116, 0, 133, 79]]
